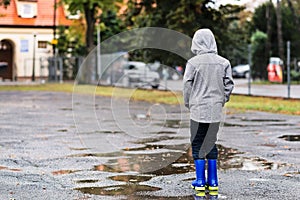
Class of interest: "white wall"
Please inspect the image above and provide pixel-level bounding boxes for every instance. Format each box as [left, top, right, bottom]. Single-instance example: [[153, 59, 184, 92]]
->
[[0, 27, 54, 79]]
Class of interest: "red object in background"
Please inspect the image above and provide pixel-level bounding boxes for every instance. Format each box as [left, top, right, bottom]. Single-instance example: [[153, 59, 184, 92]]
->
[[267, 64, 283, 82], [176, 66, 183, 75], [267, 58, 283, 83]]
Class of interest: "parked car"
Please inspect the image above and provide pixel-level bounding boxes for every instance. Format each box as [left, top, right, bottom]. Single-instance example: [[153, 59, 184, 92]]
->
[[232, 64, 250, 78], [122, 61, 160, 89]]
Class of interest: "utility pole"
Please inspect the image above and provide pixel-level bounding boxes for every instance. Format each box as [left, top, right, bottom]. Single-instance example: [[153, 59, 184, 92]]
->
[[52, 0, 57, 56], [97, 27, 101, 81], [32, 33, 36, 81], [248, 44, 252, 96], [287, 41, 291, 98]]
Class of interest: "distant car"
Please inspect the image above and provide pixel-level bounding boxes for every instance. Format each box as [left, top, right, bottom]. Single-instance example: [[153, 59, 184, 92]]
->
[[123, 61, 160, 89], [232, 64, 250, 78]]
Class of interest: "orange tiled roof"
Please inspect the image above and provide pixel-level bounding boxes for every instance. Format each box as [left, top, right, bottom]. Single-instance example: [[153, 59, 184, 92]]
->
[[0, 0, 72, 27]]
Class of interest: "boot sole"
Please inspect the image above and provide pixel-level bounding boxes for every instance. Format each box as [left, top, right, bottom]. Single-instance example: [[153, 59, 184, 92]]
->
[[195, 191, 206, 197], [191, 185, 206, 191], [209, 190, 218, 196], [208, 186, 218, 196]]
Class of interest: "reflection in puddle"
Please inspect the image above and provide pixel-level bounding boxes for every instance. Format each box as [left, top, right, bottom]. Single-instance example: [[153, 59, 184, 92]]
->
[[148, 150, 193, 176], [57, 129, 68, 132], [74, 138, 286, 198], [109, 174, 153, 182], [94, 150, 185, 174], [279, 135, 300, 141], [60, 108, 72, 111], [52, 169, 79, 175], [224, 122, 293, 127], [76, 179, 99, 183], [218, 145, 243, 170], [67, 151, 123, 158], [151, 131, 177, 134], [218, 145, 286, 170], [89, 143, 189, 174], [80, 130, 124, 134], [79, 144, 286, 175], [223, 123, 247, 127], [266, 123, 295, 126], [75, 184, 160, 196], [123, 144, 165, 152], [94, 163, 130, 173], [133, 136, 178, 144], [69, 147, 90, 151], [97, 130, 124, 134], [156, 119, 189, 128], [260, 143, 277, 147], [241, 118, 285, 122], [283, 171, 300, 177], [0, 166, 22, 172], [235, 157, 284, 170]]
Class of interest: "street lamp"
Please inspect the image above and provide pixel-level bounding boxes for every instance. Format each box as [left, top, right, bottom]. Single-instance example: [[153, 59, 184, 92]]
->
[[52, 0, 57, 56], [32, 33, 36, 81]]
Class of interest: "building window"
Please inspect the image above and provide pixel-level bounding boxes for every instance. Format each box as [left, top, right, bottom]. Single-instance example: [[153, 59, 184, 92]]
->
[[21, 4, 35, 18], [17, 0, 37, 18], [38, 41, 48, 49]]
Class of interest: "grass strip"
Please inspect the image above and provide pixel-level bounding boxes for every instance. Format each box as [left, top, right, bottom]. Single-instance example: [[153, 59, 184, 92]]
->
[[0, 83, 299, 115]]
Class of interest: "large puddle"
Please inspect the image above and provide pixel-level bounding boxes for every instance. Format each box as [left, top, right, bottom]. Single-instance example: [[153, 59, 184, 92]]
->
[[72, 116, 290, 198], [90, 144, 285, 174], [74, 143, 286, 198]]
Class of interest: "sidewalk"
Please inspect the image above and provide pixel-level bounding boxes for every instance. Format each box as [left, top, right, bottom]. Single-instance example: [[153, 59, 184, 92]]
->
[[233, 79, 300, 99], [0, 80, 41, 86]]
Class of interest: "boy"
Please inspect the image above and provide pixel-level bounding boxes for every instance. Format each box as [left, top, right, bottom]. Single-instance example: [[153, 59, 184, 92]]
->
[[183, 28, 234, 195]]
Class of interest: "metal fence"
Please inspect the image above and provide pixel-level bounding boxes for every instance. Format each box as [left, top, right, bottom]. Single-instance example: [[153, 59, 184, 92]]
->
[[75, 51, 184, 91], [47, 56, 84, 82]]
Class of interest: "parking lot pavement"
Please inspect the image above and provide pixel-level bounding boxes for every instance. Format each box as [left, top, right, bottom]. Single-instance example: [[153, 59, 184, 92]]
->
[[0, 91, 299, 199]]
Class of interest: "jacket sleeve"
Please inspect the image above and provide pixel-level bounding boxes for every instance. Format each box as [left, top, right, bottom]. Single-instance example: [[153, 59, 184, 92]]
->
[[223, 62, 234, 103], [183, 62, 195, 109]]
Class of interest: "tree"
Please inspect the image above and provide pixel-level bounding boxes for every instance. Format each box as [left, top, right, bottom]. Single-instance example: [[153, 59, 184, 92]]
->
[[251, 1, 300, 74], [123, 0, 246, 67], [286, 0, 300, 32], [0, 0, 10, 7], [57, 23, 86, 57], [276, 0, 284, 65], [62, 0, 120, 53], [266, 0, 272, 62], [251, 30, 268, 80], [98, 10, 125, 42]]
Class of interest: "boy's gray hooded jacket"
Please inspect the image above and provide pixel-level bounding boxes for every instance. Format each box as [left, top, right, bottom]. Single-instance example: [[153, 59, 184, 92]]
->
[[183, 29, 234, 123]]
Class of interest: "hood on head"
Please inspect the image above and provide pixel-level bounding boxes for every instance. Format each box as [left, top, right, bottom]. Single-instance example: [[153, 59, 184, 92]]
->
[[191, 29, 218, 55]]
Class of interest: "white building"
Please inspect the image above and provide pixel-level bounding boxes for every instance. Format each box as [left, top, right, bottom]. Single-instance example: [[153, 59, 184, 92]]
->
[[0, 0, 72, 81]]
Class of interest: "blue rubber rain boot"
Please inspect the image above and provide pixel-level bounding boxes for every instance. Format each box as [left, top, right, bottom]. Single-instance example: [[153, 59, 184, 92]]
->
[[191, 159, 206, 192], [207, 159, 218, 195]]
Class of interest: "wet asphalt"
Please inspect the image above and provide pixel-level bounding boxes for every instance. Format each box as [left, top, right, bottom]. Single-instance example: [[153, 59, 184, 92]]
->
[[0, 91, 299, 200]]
